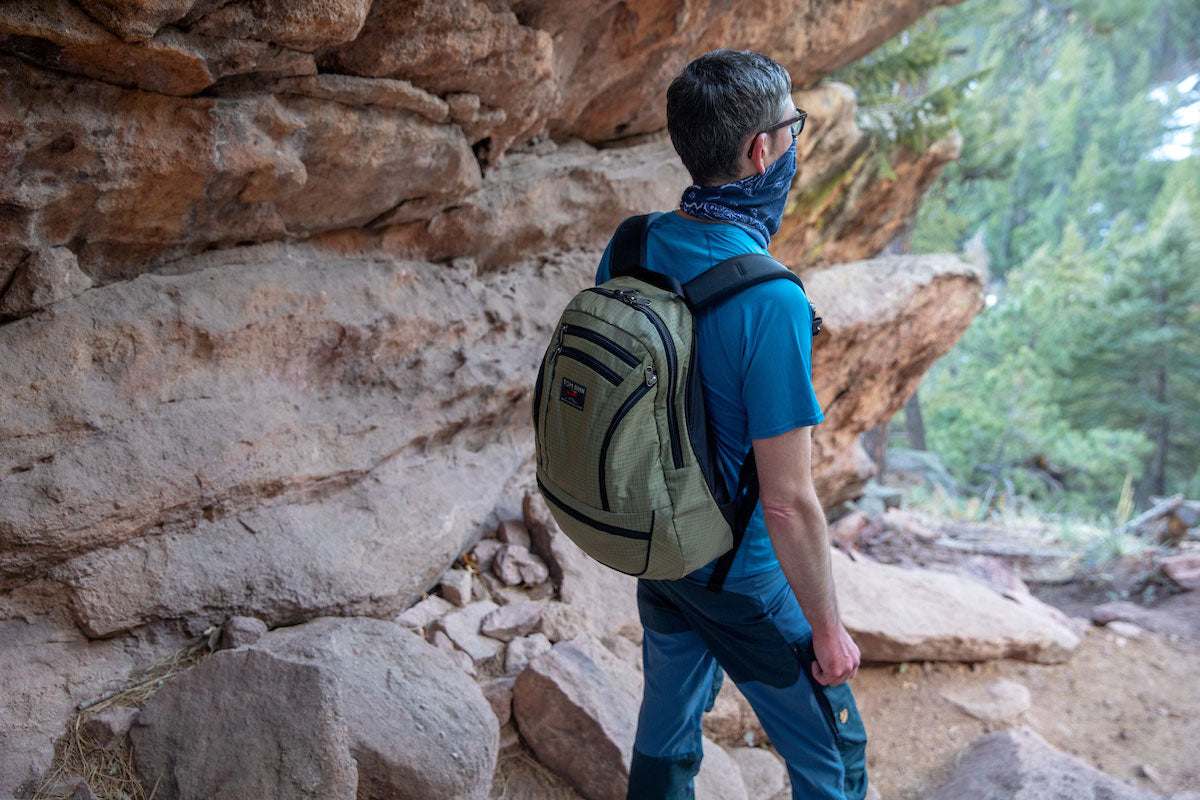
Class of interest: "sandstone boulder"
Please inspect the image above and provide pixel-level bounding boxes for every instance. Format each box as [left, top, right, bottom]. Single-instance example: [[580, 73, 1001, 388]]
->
[[538, 528, 641, 644], [807, 254, 984, 505], [133, 617, 498, 800], [513, 637, 643, 800], [927, 726, 1160, 800], [727, 746, 787, 800], [321, 0, 554, 159], [132, 646, 359, 800], [694, 738, 750, 800], [1, 248, 586, 629], [0, 2, 315, 97], [0, 57, 479, 280], [832, 550, 1081, 663]]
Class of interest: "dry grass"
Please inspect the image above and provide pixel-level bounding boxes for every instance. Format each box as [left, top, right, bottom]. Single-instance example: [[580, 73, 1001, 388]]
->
[[29, 634, 214, 800]]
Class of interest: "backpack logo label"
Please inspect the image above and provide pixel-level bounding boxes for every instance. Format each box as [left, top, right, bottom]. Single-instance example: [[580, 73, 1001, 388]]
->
[[559, 378, 587, 410]]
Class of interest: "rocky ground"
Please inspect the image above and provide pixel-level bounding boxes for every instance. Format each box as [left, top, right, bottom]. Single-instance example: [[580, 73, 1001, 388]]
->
[[20, 481, 1200, 800]]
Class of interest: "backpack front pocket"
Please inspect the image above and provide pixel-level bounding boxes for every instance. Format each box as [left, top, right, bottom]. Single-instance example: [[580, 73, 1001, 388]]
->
[[537, 473, 655, 576]]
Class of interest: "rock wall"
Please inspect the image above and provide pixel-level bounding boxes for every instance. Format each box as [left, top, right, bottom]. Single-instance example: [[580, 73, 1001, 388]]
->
[[1, 1, 978, 790]]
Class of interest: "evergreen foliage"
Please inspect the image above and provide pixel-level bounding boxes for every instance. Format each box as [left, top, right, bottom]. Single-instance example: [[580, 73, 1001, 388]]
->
[[835, 0, 1200, 516]]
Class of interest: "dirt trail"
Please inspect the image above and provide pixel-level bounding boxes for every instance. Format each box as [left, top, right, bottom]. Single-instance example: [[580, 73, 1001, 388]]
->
[[853, 596, 1200, 799]]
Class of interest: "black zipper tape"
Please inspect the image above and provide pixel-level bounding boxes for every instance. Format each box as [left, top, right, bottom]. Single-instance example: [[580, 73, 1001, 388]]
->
[[562, 324, 640, 367], [559, 346, 623, 386], [588, 288, 683, 468], [537, 478, 652, 541], [599, 383, 652, 511]]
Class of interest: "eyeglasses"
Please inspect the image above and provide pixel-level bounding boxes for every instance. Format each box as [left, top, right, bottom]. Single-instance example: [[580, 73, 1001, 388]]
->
[[747, 110, 807, 158]]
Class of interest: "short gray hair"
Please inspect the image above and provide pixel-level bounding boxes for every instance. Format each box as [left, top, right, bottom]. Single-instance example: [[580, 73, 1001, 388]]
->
[[666, 50, 792, 186]]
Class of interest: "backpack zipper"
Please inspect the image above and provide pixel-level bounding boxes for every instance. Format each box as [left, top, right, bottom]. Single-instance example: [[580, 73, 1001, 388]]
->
[[537, 478, 652, 541], [598, 366, 656, 511], [562, 324, 640, 367], [588, 287, 683, 469], [557, 346, 623, 386]]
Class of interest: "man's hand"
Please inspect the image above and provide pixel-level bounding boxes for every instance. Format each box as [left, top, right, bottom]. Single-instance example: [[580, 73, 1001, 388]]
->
[[811, 623, 860, 686]]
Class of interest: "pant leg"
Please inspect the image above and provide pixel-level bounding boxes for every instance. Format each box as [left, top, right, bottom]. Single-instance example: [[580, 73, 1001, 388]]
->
[[734, 571, 870, 800], [659, 570, 869, 800], [627, 580, 720, 800]]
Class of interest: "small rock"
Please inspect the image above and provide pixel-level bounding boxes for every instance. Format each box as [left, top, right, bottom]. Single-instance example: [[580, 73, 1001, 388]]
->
[[939, 678, 1032, 724], [395, 595, 454, 630], [448, 649, 477, 678], [68, 782, 100, 800], [472, 540, 504, 573], [1162, 553, 1200, 591], [80, 706, 139, 748], [1106, 620, 1146, 639], [219, 615, 268, 650], [479, 571, 507, 596], [439, 568, 474, 607], [431, 631, 455, 652], [482, 600, 545, 642], [523, 491, 565, 583], [495, 519, 532, 549], [1091, 600, 1145, 626], [494, 544, 550, 587], [498, 723, 521, 756], [505, 633, 552, 676], [431, 601, 503, 663], [830, 511, 871, 549], [480, 677, 515, 726]]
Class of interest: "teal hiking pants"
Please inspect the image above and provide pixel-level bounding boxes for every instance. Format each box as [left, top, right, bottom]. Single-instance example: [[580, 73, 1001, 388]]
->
[[627, 566, 869, 800]]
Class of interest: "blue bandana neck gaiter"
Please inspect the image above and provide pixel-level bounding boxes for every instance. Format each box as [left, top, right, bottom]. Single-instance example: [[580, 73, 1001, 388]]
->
[[678, 139, 798, 248]]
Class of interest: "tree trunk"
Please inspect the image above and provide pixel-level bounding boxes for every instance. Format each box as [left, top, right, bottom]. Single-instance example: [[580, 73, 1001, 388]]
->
[[905, 391, 928, 451], [863, 421, 890, 479], [1151, 280, 1169, 497]]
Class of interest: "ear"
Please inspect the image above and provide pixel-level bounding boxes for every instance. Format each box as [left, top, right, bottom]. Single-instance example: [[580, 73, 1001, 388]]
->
[[749, 133, 769, 175]]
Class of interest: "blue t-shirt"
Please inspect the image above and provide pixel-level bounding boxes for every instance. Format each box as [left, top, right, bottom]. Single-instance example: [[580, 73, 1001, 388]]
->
[[596, 212, 823, 581]]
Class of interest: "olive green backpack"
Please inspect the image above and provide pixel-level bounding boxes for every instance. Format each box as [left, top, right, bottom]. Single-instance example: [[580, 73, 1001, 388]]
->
[[533, 213, 820, 591]]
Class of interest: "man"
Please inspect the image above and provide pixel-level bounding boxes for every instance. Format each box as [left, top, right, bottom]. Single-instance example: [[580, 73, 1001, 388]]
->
[[594, 50, 869, 800]]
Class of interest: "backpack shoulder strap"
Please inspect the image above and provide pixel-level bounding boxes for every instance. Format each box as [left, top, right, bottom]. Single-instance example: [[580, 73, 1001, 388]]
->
[[608, 213, 684, 295], [682, 252, 805, 311]]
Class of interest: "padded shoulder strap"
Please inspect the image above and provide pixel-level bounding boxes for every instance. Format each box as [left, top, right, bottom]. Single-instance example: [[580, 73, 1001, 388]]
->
[[683, 253, 804, 311], [610, 213, 663, 278]]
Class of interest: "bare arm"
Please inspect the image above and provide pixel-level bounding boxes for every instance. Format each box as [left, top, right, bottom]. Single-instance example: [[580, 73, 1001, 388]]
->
[[752, 426, 860, 685]]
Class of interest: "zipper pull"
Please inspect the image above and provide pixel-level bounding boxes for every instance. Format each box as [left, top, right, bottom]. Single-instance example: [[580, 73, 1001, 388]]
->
[[644, 366, 658, 387]]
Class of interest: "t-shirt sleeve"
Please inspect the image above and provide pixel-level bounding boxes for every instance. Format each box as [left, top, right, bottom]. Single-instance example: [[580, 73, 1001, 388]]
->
[[740, 280, 824, 439]]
